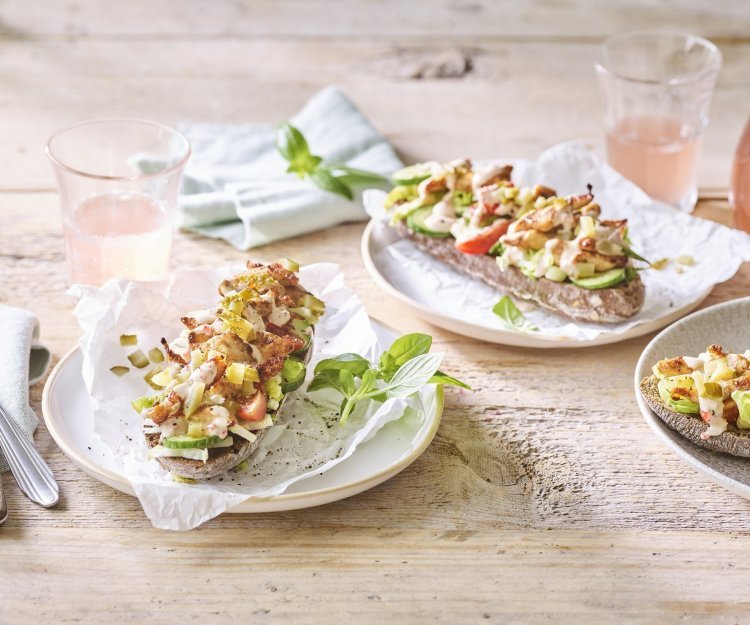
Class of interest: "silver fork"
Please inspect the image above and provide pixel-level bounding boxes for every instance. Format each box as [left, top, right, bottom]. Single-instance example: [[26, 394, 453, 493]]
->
[[0, 477, 7, 525], [0, 404, 58, 509]]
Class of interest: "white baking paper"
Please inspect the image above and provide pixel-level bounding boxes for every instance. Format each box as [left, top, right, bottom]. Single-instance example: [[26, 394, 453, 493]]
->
[[364, 142, 750, 340], [71, 263, 435, 530]]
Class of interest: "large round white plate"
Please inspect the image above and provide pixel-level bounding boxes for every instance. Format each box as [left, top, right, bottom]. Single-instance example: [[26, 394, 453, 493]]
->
[[42, 320, 443, 513], [634, 297, 750, 499], [361, 219, 711, 349]]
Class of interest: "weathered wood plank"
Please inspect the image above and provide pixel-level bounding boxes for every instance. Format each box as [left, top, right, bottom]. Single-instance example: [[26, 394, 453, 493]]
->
[[3, 527, 750, 625], [0, 0, 748, 40], [0, 39, 745, 192], [2, 193, 750, 538]]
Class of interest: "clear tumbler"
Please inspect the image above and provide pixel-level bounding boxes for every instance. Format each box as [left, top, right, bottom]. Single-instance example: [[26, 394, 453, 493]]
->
[[595, 31, 722, 211], [46, 119, 190, 285]]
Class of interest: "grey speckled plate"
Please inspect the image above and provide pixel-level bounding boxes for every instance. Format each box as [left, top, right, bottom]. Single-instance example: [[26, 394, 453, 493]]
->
[[635, 297, 750, 499]]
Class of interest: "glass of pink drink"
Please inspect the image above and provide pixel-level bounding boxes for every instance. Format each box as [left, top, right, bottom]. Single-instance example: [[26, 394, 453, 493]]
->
[[596, 31, 722, 211], [46, 119, 190, 285]]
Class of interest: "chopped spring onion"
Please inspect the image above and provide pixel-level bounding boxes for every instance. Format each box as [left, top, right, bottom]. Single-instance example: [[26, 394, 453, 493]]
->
[[187, 422, 205, 438], [120, 334, 138, 346], [144, 366, 165, 390], [225, 362, 246, 385], [579, 216, 596, 239], [183, 382, 206, 418], [148, 367, 172, 388], [127, 349, 150, 369], [148, 347, 165, 363], [278, 258, 300, 272], [190, 349, 205, 370], [265, 376, 283, 402], [132, 395, 158, 414], [110, 366, 130, 377], [218, 311, 255, 341], [229, 424, 258, 443], [242, 414, 274, 431], [149, 446, 209, 462]]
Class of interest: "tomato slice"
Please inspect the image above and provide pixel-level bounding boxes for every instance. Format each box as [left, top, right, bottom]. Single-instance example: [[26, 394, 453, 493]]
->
[[454, 219, 511, 255], [237, 390, 267, 422]]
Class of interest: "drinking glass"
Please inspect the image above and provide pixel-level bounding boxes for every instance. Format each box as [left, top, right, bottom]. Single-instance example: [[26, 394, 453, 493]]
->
[[595, 31, 722, 211], [46, 119, 190, 285]]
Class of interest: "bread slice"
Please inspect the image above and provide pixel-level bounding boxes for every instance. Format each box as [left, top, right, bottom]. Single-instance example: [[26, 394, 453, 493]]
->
[[639, 375, 750, 458], [145, 428, 269, 480], [395, 222, 644, 323]]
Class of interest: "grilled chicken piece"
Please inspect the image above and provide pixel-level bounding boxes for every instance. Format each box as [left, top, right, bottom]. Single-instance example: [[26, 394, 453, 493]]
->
[[655, 356, 694, 377], [201, 332, 253, 364], [501, 228, 552, 250]]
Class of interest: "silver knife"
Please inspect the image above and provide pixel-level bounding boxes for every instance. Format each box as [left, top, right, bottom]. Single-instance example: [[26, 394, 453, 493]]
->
[[0, 404, 58, 508]]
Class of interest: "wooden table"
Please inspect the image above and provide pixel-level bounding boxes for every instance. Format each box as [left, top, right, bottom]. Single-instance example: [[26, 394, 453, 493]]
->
[[2, 2, 750, 623]]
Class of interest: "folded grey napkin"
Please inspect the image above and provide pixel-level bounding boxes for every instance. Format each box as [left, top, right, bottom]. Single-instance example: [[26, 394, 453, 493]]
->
[[0, 305, 51, 472], [148, 86, 403, 249]]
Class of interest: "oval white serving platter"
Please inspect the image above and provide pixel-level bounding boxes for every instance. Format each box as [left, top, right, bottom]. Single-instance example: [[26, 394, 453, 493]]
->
[[634, 296, 750, 499], [362, 219, 711, 349], [42, 319, 443, 513]]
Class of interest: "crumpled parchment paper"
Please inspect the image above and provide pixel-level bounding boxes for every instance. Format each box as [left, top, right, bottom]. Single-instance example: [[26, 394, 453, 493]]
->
[[363, 142, 750, 341], [71, 263, 433, 530]]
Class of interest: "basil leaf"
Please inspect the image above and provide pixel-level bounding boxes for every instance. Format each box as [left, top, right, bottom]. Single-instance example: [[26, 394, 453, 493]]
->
[[314, 353, 371, 378], [429, 370, 472, 390], [492, 296, 538, 332], [307, 369, 347, 395], [329, 166, 388, 186], [338, 369, 356, 397], [310, 168, 354, 200], [378, 332, 433, 380], [623, 246, 650, 264], [276, 123, 321, 177], [381, 353, 444, 398]]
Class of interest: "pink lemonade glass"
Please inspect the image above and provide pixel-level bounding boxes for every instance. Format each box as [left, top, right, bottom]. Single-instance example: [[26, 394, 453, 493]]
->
[[595, 31, 722, 211], [46, 119, 190, 285]]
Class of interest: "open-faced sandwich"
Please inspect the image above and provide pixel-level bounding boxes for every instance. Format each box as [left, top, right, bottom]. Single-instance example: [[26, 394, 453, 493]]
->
[[640, 345, 750, 457], [131, 260, 324, 480], [385, 160, 646, 323]]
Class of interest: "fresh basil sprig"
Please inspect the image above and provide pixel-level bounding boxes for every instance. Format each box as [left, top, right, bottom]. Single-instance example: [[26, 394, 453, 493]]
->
[[492, 296, 538, 332], [275, 122, 387, 201], [308, 332, 470, 425]]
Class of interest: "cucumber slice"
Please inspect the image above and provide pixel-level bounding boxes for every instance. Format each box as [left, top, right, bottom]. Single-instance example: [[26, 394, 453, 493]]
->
[[391, 163, 432, 186], [281, 357, 306, 394], [291, 327, 312, 356], [570, 268, 626, 290], [162, 434, 223, 449], [406, 207, 452, 238]]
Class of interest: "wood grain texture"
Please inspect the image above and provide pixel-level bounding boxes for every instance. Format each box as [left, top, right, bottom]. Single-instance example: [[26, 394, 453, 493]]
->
[[0, 0, 749, 39], [0, 38, 746, 191], [4, 2, 750, 623]]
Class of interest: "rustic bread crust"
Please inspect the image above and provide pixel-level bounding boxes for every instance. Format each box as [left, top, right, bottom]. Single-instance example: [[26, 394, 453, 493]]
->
[[639, 375, 750, 458], [145, 428, 269, 480], [395, 221, 645, 323]]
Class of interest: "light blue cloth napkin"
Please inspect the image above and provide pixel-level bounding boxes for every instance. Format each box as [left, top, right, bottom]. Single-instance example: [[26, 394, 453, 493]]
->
[[173, 86, 403, 249], [0, 305, 51, 472]]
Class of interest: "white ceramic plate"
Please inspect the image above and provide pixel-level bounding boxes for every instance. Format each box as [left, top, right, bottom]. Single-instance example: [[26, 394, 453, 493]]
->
[[362, 219, 711, 349], [42, 320, 443, 513], [635, 297, 750, 499]]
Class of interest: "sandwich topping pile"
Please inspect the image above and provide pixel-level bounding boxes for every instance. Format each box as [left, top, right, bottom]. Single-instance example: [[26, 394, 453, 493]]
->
[[385, 159, 647, 322], [647, 345, 750, 440], [131, 260, 324, 479]]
